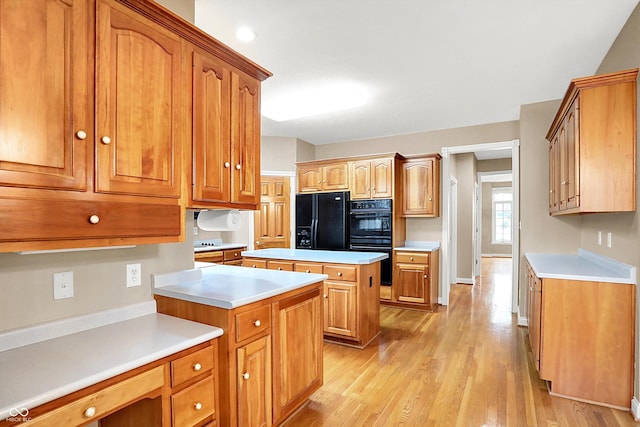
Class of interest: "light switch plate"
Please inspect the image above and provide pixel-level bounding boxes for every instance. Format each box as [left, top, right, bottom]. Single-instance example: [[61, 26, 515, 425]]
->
[[53, 271, 74, 300]]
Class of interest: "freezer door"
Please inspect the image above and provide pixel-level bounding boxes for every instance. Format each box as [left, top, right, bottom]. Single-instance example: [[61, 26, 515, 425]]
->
[[315, 192, 349, 250]]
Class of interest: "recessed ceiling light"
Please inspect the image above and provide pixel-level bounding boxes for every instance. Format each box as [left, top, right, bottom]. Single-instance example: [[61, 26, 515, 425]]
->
[[262, 82, 368, 122], [236, 26, 255, 42]]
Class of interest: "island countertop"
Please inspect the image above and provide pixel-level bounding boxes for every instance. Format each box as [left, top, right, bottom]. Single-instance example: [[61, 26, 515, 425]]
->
[[525, 249, 636, 284], [153, 264, 328, 309], [241, 248, 388, 264]]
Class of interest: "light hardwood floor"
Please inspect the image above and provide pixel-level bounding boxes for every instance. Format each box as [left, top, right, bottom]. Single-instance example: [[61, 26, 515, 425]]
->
[[284, 257, 640, 426]]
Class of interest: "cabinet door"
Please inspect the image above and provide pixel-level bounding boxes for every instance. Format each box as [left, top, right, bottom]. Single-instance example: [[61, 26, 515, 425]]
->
[[0, 0, 89, 191], [371, 158, 393, 198], [527, 265, 542, 372], [564, 99, 579, 209], [297, 165, 322, 193], [237, 336, 272, 427], [272, 288, 322, 423], [96, 0, 182, 198], [231, 70, 260, 206], [322, 163, 349, 190], [548, 137, 560, 213], [350, 160, 371, 199], [192, 48, 231, 203], [394, 263, 427, 304], [402, 158, 437, 216], [255, 176, 291, 249], [323, 281, 357, 338]]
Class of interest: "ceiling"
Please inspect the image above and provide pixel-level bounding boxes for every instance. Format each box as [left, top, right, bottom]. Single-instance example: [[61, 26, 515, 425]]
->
[[194, 1, 639, 146]]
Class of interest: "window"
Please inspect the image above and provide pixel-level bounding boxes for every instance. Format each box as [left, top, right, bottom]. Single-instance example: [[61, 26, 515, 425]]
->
[[492, 187, 512, 244]]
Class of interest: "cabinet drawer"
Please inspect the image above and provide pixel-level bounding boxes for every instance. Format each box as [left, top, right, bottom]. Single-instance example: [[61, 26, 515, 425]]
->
[[171, 376, 215, 427], [295, 262, 323, 274], [396, 252, 429, 264], [224, 248, 244, 261], [24, 365, 164, 427], [236, 305, 271, 343], [268, 260, 295, 271], [324, 265, 357, 281], [243, 258, 267, 269], [171, 346, 215, 387], [0, 198, 180, 241], [195, 251, 223, 263]]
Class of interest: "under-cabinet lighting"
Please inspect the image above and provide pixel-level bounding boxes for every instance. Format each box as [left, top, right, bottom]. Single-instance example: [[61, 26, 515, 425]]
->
[[16, 245, 136, 255]]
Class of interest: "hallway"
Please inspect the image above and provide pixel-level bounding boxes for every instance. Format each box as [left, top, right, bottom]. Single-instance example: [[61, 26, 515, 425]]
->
[[284, 257, 639, 426]]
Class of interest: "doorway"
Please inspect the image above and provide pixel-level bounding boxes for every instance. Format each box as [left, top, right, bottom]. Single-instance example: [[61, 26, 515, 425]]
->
[[441, 140, 520, 314], [253, 175, 292, 249]]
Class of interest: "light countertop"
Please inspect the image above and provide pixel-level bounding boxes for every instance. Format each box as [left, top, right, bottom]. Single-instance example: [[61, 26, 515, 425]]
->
[[395, 241, 440, 252], [0, 307, 222, 420], [525, 249, 636, 284], [194, 242, 247, 253], [241, 248, 388, 264], [153, 264, 328, 309]]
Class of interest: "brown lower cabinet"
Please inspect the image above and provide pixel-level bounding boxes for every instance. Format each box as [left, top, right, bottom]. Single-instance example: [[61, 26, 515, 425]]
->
[[242, 257, 381, 349], [155, 281, 323, 427], [194, 247, 247, 265], [385, 249, 439, 311], [525, 260, 635, 409], [2, 341, 220, 427]]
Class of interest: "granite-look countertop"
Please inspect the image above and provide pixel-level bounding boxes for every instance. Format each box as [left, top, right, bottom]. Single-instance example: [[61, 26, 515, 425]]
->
[[241, 248, 388, 264], [525, 249, 636, 284], [153, 264, 328, 309]]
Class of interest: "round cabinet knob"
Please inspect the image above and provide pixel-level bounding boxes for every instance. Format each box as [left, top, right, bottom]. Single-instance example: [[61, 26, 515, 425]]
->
[[278, 267, 282, 271], [88, 215, 100, 224], [83, 406, 97, 418], [75, 130, 87, 140], [428, 197, 432, 201], [234, 252, 238, 257], [410, 257, 414, 261], [306, 269, 311, 273], [193, 363, 202, 371], [243, 372, 250, 380], [323, 294, 328, 299], [337, 271, 343, 277], [100, 136, 111, 145], [254, 319, 261, 327], [252, 265, 257, 268], [235, 164, 241, 170], [224, 162, 230, 168], [424, 275, 428, 279], [194, 402, 203, 411]]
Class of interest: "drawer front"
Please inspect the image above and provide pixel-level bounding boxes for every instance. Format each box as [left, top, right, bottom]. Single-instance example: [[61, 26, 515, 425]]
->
[[324, 264, 357, 282], [268, 260, 295, 271], [172, 377, 215, 427], [242, 258, 267, 269], [396, 252, 429, 264], [224, 248, 244, 261], [24, 365, 164, 427], [0, 198, 180, 241], [171, 346, 215, 387], [236, 305, 271, 343], [195, 251, 223, 263], [295, 262, 323, 274]]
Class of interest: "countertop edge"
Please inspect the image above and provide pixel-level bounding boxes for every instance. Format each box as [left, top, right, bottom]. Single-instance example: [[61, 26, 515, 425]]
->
[[525, 251, 637, 284], [241, 249, 388, 264]]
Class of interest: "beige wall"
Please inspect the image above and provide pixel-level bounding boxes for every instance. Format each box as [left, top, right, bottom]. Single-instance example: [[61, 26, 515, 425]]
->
[[155, 0, 194, 23]]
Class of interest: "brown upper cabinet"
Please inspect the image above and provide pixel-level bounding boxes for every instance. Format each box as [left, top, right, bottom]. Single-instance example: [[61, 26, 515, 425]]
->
[[190, 46, 267, 209], [546, 68, 638, 216], [402, 154, 441, 217], [350, 158, 394, 199], [298, 161, 349, 193], [0, 0, 270, 252]]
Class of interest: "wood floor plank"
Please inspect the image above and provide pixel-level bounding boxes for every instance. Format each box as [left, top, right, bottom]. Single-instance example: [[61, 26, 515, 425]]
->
[[283, 258, 640, 426]]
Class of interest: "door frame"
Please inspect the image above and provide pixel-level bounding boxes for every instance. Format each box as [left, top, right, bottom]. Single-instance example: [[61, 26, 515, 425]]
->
[[441, 140, 520, 313], [449, 176, 458, 289], [257, 171, 296, 249]]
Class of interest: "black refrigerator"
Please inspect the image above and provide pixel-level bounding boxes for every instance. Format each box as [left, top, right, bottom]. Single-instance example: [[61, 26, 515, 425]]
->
[[296, 191, 350, 250]]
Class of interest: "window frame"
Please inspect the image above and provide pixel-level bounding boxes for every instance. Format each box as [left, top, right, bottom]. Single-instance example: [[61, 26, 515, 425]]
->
[[491, 186, 513, 245]]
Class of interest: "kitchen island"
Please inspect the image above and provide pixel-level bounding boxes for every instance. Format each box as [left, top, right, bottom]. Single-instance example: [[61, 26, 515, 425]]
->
[[152, 264, 327, 427], [241, 248, 388, 349]]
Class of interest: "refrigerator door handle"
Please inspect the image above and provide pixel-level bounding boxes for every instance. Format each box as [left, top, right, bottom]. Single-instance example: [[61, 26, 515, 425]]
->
[[311, 219, 318, 249]]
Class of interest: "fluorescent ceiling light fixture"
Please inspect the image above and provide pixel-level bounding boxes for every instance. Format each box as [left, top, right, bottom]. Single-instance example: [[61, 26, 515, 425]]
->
[[236, 26, 255, 42], [262, 83, 368, 122]]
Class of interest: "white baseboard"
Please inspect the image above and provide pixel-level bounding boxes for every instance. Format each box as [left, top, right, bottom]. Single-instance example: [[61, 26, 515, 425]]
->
[[481, 253, 513, 258], [632, 397, 640, 420], [517, 314, 528, 327], [456, 277, 474, 285]]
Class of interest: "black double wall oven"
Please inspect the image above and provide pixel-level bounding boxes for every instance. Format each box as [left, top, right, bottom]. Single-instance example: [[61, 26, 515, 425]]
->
[[349, 199, 393, 286]]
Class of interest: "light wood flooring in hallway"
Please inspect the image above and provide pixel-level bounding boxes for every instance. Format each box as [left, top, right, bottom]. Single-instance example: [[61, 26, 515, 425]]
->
[[283, 257, 640, 426]]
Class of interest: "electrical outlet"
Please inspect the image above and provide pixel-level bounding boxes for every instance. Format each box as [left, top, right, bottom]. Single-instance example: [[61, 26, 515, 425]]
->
[[607, 232, 612, 248], [193, 226, 198, 236], [53, 271, 74, 300], [597, 231, 602, 246], [127, 263, 142, 287]]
